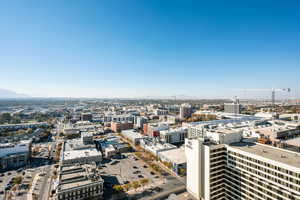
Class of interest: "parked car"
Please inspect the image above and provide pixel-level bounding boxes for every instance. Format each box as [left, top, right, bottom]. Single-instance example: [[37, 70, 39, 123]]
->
[[153, 187, 163, 192]]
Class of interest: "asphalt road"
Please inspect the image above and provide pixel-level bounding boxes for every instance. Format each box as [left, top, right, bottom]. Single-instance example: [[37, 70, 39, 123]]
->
[[37, 165, 52, 200]]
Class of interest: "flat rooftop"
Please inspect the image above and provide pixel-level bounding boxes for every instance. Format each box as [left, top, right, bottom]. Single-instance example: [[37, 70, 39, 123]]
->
[[63, 148, 102, 160], [187, 115, 262, 127], [229, 142, 300, 169], [286, 137, 300, 147], [158, 148, 186, 164], [60, 180, 94, 190], [213, 128, 241, 135], [59, 164, 103, 191]]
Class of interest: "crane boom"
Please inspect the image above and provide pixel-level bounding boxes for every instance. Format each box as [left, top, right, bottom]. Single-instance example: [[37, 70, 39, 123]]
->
[[241, 88, 291, 106]]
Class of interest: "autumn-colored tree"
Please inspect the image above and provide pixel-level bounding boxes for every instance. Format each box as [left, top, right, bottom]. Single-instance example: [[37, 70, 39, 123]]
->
[[132, 181, 140, 190], [123, 183, 132, 191], [113, 185, 124, 193], [139, 178, 149, 186]]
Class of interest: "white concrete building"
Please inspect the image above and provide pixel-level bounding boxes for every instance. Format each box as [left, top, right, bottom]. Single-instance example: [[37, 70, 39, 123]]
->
[[121, 129, 144, 145], [159, 127, 188, 144], [158, 147, 186, 175], [0, 140, 31, 170], [61, 149, 102, 165], [104, 145, 116, 158], [185, 138, 300, 200], [140, 138, 177, 156]]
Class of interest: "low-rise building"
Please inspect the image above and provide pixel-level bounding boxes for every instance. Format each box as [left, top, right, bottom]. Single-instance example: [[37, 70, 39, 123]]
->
[[81, 132, 93, 145], [121, 129, 144, 145], [0, 140, 31, 170], [143, 123, 169, 137], [111, 121, 133, 132], [0, 122, 49, 131], [140, 138, 177, 156], [63, 128, 80, 135], [159, 127, 188, 144], [61, 148, 102, 165], [104, 145, 116, 158], [81, 113, 93, 121], [56, 164, 104, 200], [158, 147, 186, 175]]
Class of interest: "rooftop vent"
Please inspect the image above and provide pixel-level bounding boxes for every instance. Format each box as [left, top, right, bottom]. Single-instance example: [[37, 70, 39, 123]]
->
[[281, 154, 287, 158]]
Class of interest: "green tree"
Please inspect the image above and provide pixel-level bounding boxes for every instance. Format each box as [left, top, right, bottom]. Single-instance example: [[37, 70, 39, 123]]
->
[[0, 113, 12, 123]]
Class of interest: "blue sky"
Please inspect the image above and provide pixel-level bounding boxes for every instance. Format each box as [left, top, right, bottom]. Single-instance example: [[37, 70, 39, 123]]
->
[[0, 0, 299, 99]]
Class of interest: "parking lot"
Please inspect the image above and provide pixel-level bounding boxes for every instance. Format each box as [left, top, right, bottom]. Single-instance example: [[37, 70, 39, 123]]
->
[[0, 168, 34, 200], [0, 143, 54, 200], [100, 152, 162, 186]]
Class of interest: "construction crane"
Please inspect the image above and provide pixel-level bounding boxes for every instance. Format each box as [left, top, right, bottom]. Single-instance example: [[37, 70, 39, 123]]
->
[[242, 88, 291, 106]]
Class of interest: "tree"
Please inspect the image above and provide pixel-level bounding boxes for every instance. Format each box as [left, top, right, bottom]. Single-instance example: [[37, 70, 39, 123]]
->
[[163, 161, 172, 169], [123, 183, 132, 191], [113, 185, 124, 193], [178, 168, 186, 176], [139, 179, 149, 186], [132, 181, 140, 190], [12, 176, 22, 185]]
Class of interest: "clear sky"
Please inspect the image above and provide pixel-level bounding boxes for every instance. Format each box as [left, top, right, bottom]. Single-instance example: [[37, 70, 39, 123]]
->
[[0, 0, 300, 99]]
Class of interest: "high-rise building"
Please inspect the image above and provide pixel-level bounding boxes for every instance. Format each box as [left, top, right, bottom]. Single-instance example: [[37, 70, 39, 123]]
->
[[180, 103, 192, 119], [224, 97, 241, 114], [185, 138, 300, 200]]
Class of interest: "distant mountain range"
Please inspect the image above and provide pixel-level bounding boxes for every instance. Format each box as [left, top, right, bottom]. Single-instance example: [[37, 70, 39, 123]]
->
[[0, 88, 30, 98]]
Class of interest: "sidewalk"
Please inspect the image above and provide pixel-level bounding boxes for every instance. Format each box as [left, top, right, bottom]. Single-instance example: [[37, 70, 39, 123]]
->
[[127, 180, 165, 195], [27, 173, 40, 200]]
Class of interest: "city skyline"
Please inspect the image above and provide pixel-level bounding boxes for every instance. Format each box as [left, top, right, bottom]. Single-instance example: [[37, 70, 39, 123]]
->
[[1, 1, 300, 98]]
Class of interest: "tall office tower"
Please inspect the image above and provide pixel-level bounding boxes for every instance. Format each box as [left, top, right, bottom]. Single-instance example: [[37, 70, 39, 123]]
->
[[224, 97, 241, 114], [180, 103, 192, 119], [185, 138, 300, 200]]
